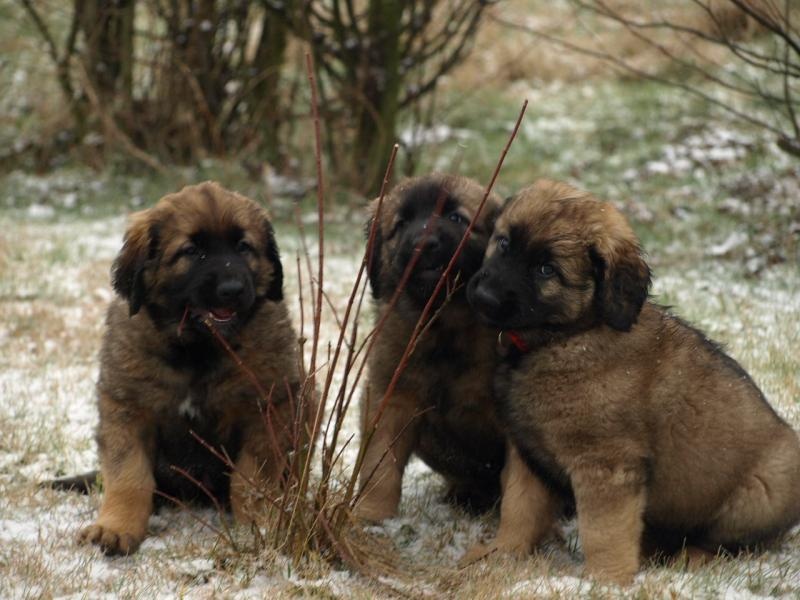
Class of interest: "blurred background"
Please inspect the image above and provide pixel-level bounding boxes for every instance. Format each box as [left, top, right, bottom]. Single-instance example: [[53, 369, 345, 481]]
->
[[2, 1, 799, 252]]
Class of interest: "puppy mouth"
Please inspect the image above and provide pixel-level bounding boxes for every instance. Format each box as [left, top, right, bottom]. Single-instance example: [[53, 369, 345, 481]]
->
[[205, 307, 237, 324], [178, 306, 240, 337], [416, 264, 446, 280]]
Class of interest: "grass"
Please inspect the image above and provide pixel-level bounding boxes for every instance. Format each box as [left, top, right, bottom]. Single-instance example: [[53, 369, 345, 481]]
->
[[1, 1, 800, 598]]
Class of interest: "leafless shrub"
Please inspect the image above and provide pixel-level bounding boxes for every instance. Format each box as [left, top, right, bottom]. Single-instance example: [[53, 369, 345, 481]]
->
[[18, 0, 291, 167], [16, 0, 491, 191], [493, 0, 800, 157], [176, 55, 529, 580], [267, 0, 490, 193]]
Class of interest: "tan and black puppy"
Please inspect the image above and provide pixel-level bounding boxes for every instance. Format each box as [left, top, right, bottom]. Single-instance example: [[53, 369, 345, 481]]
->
[[463, 179, 800, 583], [356, 174, 506, 521], [72, 181, 313, 555]]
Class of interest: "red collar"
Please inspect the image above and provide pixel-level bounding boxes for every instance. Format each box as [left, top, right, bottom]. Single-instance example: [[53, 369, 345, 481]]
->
[[504, 330, 530, 353]]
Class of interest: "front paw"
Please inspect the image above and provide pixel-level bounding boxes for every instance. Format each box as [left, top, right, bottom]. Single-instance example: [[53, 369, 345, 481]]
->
[[585, 561, 637, 586], [458, 538, 529, 568], [78, 523, 143, 556], [353, 498, 397, 523]]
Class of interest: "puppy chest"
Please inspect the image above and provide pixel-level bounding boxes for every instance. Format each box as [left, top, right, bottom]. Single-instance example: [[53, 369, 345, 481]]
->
[[159, 389, 242, 457], [178, 393, 204, 421], [171, 387, 233, 427]]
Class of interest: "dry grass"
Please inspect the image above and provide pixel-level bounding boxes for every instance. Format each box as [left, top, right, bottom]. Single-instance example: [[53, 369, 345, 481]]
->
[[2, 1, 799, 597], [1, 196, 799, 598], [448, 0, 765, 89]]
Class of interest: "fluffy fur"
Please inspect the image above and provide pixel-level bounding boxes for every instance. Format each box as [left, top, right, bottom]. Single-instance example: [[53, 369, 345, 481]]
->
[[463, 179, 800, 583], [356, 173, 506, 520], [73, 181, 313, 555]]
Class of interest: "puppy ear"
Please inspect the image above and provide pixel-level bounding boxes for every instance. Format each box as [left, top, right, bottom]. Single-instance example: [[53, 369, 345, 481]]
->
[[364, 198, 384, 299], [263, 221, 284, 301], [481, 200, 503, 233], [590, 239, 651, 331], [111, 211, 156, 316]]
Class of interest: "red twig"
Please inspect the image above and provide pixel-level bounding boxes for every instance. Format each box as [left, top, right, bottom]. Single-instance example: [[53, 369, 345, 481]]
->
[[177, 305, 191, 337], [200, 317, 286, 466], [369, 99, 529, 430], [162, 466, 239, 552], [154, 488, 237, 550]]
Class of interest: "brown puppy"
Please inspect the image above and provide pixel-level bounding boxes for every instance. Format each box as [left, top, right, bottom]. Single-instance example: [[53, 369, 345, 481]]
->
[[464, 179, 800, 583], [356, 174, 506, 521], [76, 181, 313, 555]]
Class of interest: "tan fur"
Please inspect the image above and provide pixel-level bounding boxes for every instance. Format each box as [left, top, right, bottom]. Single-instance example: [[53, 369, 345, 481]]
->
[[357, 174, 506, 521], [459, 444, 560, 566], [465, 179, 800, 583], [78, 182, 314, 555]]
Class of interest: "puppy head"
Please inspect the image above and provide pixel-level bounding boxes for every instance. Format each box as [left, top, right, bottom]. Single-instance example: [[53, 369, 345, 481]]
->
[[468, 179, 650, 332], [112, 181, 283, 336], [365, 173, 502, 310]]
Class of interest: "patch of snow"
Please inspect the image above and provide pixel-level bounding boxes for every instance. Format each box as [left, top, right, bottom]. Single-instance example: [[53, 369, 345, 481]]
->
[[27, 203, 55, 218], [708, 231, 748, 257], [399, 125, 473, 148]]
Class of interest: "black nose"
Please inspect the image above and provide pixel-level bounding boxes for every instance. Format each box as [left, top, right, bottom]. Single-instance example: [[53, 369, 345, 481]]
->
[[415, 232, 441, 254], [470, 284, 502, 315], [216, 279, 244, 302]]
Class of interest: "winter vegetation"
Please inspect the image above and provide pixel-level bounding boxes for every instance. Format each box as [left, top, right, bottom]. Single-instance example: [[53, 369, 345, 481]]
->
[[1, 0, 799, 598]]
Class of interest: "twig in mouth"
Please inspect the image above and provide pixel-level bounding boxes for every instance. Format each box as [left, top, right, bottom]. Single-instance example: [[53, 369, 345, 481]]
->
[[177, 305, 191, 337]]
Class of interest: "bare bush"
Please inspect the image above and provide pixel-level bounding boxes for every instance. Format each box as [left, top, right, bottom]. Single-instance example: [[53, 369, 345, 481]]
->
[[173, 57, 529, 577], [233, 0, 489, 192], [16, 0, 490, 191], [18, 0, 291, 167], [494, 0, 800, 157]]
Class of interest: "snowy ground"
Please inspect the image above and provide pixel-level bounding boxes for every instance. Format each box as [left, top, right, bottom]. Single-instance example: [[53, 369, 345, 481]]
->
[[1, 186, 799, 598]]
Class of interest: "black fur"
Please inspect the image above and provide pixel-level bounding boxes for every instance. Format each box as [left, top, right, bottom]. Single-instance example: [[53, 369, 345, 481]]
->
[[43, 471, 98, 494], [264, 223, 284, 301], [589, 245, 651, 331], [111, 223, 160, 316], [153, 411, 242, 507], [365, 217, 383, 299]]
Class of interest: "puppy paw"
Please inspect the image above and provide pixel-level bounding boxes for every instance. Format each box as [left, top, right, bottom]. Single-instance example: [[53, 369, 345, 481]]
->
[[585, 564, 637, 586], [672, 546, 717, 570], [78, 523, 142, 556], [458, 538, 529, 568], [353, 500, 397, 523]]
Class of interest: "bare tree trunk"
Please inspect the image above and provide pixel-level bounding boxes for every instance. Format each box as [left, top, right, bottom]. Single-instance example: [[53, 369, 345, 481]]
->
[[248, 8, 288, 166], [79, 0, 135, 107], [353, 0, 403, 194]]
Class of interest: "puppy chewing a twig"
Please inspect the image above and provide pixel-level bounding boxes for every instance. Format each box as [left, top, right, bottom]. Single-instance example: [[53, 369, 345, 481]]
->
[[48, 181, 315, 555]]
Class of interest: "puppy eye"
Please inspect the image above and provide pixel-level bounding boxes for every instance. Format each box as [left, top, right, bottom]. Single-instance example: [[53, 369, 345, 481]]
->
[[496, 236, 510, 253], [448, 212, 466, 224], [537, 263, 556, 278], [179, 243, 200, 258], [388, 218, 406, 239], [236, 240, 255, 255]]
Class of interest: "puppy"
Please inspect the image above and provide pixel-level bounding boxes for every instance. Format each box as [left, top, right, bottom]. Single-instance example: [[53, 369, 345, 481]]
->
[[356, 174, 506, 521], [74, 181, 314, 555], [464, 179, 800, 582]]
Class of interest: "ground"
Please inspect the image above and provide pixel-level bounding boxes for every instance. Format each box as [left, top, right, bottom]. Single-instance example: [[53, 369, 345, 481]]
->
[[1, 1, 800, 598]]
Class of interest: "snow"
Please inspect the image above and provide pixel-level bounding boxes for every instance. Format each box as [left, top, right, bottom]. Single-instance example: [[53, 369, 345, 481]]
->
[[1, 196, 799, 597], [399, 125, 473, 148]]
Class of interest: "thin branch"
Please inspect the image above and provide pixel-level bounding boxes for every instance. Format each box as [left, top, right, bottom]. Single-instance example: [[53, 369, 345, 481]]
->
[[729, 0, 800, 57], [782, 0, 800, 138], [492, 14, 786, 138]]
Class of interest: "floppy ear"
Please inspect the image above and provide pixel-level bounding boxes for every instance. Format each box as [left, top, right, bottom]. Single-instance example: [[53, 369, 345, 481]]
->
[[481, 200, 503, 233], [111, 211, 156, 316], [590, 239, 651, 331], [263, 221, 284, 302], [364, 198, 384, 299]]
